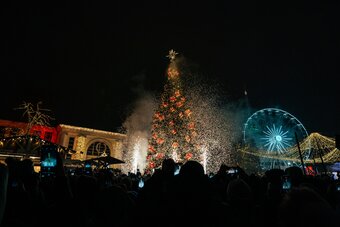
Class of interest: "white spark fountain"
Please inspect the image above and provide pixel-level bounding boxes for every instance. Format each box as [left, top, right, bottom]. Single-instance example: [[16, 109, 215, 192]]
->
[[172, 149, 179, 163], [201, 146, 207, 174], [131, 136, 148, 174]]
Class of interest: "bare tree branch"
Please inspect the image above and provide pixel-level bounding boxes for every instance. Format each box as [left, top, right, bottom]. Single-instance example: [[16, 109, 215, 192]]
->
[[15, 101, 55, 134]]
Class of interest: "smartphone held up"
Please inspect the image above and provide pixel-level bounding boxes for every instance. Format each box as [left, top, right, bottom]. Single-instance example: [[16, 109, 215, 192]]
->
[[282, 175, 291, 191], [40, 145, 58, 178]]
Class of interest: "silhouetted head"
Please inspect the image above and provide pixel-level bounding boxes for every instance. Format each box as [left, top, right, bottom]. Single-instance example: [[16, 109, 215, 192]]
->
[[217, 163, 228, 174], [179, 160, 204, 178], [285, 166, 304, 187], [285, 166, 303, 177], [265, 168, 284, 184], [162, 158, 176, 176], [20, 159, 34, 175], [226, 178, 252, 202]]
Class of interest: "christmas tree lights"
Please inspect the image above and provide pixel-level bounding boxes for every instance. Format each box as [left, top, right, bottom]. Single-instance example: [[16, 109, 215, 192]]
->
[[145, 50, 201, 173]]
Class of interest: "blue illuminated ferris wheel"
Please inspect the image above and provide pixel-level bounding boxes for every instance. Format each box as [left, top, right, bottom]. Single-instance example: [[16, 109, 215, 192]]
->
[[243, 108, 309, 170]]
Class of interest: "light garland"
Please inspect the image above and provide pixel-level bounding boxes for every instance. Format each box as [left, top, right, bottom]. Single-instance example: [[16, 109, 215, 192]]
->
[[239, 132, 339, 163]]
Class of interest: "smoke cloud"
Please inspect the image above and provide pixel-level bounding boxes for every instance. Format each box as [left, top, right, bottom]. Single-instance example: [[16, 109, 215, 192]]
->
[[121, 92, 157, 174]]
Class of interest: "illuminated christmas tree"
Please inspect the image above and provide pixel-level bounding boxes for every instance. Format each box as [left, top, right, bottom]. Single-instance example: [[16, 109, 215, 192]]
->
[[145, 50, 201, 173]]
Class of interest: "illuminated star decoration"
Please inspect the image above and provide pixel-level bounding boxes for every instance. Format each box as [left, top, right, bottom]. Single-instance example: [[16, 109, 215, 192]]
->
[[166, 49, 178, 62]]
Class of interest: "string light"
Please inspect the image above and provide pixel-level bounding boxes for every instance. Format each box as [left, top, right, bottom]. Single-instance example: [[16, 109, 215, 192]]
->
[[239, 132, 340, 163]]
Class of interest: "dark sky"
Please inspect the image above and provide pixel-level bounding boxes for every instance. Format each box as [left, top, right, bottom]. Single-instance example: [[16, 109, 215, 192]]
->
[[1, 1, 339, 137]]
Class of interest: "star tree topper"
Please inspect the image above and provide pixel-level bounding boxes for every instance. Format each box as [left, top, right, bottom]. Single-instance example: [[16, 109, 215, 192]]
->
[[166, 49, 178, 62]]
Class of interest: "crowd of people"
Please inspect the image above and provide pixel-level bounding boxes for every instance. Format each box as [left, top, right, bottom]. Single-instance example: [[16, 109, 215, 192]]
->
[[0, 155, 339, 227]]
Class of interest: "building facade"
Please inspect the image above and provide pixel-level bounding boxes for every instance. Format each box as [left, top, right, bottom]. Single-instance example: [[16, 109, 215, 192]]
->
[[0, 119, 127, 169], [57, 124, 126, 167]]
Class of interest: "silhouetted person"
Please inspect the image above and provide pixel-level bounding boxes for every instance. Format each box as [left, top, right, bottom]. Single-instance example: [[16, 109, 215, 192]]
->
[[93, 185, 136, 227], [137, 158, 177, 226], [0, 163, 8, 226], [225, 178, 256, 226], [72, 175, 99, 226], [262, 168, 285, 227], [278, 186, 337, 227], [2, 158, 35, 227], [167, 160, 217, 226], [284, 166, 304, 188], [210, 164, 230, 201]]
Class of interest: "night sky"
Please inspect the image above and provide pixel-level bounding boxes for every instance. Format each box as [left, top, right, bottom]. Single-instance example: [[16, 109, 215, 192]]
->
[[1, 1, 339, 137]]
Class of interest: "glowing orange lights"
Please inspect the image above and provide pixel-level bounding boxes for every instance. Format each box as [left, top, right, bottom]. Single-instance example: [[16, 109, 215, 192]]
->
[[148, 145, 156, 153], [149, 162, 155, 168], [167, 67, 179, 79], [188, 122, 195, 130], [156, 138, 165, 144], [184, 109, 192, 117], [176, 101, 183, 108], [170, 96, 176, 102], [172, 142, 179, 148], [155, 112, 165, 121], [185, 152, 193, 160], [156, 153, 164, 159], [175, 90, 181, 97]]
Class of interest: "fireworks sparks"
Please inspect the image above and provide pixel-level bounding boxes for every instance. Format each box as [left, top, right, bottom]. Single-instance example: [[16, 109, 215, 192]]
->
[[201, 146, 208, 174], [185, 77, 241, 173], [121, 94, 157, 175]]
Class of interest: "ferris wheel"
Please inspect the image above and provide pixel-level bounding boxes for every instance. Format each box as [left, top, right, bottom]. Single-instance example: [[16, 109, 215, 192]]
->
[[243, 108, 310, 170]]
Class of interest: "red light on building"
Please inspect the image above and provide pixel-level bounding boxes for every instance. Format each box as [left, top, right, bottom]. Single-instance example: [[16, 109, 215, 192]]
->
[[0, 119, 58, 143]]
